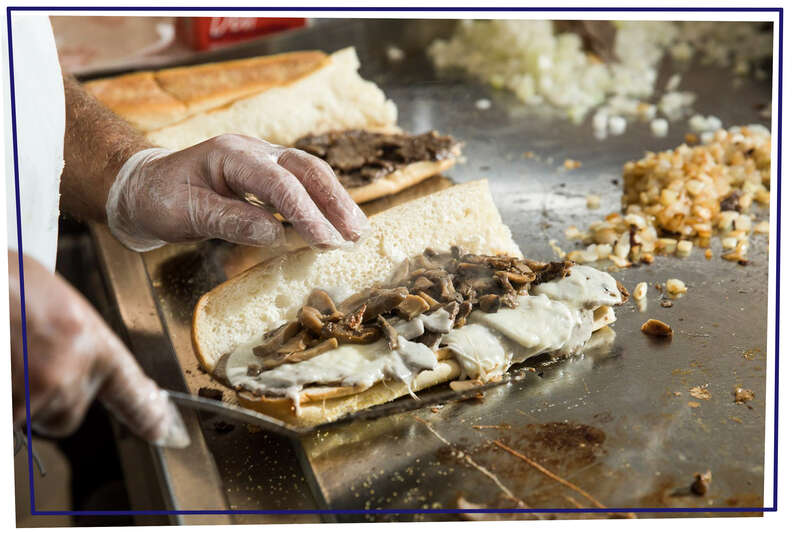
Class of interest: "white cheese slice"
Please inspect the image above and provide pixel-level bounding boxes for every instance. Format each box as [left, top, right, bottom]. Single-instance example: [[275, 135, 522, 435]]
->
[[532, 265, 623, 308], [420, 307, 454, 333], [469, 294, 576, 355], [442, 323, 509, 381], [396, 335, 436, 370], [393, 317, 424, 339]]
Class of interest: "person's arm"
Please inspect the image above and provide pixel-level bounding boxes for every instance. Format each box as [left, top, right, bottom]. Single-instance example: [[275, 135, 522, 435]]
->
[[59, 74, 368, 250], [61, 74, 152, 222]]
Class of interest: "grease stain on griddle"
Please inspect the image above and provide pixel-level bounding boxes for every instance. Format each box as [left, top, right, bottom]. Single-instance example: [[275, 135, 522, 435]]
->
[[501, 422, 607, 465]]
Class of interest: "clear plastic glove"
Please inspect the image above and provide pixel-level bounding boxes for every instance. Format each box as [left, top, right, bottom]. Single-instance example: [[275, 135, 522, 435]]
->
[[9, 251, 189, 448], [106, 134, 370, 252]]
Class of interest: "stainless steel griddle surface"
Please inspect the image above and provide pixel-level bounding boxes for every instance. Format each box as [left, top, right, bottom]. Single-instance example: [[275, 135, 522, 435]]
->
[[106, 19, 771, 521]]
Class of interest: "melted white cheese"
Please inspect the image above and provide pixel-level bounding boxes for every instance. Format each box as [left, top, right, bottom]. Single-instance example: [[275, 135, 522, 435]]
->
[[470, 294, 575, 353], [444, 294, 596, 381], [222, 264, 620, 402], [420, 308, 454, 333], [532, 265, 623, 308], [394, 317, 424, 339], [442, 323, 508, 381], [396, 335, 437, 369], [225, 336, 438, 405]]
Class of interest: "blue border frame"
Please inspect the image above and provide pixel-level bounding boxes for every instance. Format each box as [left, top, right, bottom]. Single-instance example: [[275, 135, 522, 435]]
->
[[6, 5, 782, 519]]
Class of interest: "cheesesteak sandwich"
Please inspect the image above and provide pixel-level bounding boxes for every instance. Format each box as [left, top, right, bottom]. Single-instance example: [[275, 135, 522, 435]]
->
[[193, 181, 627, 426], [86, 47, 460, 205]]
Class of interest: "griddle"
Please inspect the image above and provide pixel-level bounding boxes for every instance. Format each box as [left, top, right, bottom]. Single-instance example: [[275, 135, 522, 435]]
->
[[89, 18, 771, 523]]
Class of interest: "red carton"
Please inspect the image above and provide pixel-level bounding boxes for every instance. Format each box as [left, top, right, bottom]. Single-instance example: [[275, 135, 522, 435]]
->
[[177, 17, 307, 51]]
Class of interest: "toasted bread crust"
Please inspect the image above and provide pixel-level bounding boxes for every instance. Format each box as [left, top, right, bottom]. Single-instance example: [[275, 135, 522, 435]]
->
[[155, 51, 328, 114], [84, 71, 187, 131], [85, 50, 329, 132]]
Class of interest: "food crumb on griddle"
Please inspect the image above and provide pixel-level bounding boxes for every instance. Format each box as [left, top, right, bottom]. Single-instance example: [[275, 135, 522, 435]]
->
[[689, 385, 712, 400], [688, 401, 701, 408], [660, 299, 674, 308], [641, 318, 673, 337], [564, 158, 582, 170], [213, 421, 235, 434], [198, 387, 223, 401], [633, 281, 648, 301], [734, 386, 755, 404], [691, 470, 712, 495], [666, 278, 687, 295]]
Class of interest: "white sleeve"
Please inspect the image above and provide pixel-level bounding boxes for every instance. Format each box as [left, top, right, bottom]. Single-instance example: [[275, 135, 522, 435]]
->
[[4, 15, 65, 272]]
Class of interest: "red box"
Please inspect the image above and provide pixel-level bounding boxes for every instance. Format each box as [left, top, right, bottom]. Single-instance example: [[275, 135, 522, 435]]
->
[[177, 17, 307, 51]]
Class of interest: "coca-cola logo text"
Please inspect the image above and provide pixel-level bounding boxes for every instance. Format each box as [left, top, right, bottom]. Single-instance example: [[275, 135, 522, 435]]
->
[[208, 18, 258, 38]]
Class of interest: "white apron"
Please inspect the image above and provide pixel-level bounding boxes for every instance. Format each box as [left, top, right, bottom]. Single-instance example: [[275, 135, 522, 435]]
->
[[5, 15, 64, 272]]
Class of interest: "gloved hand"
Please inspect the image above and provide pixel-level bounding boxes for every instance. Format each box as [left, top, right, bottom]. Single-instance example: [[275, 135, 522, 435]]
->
[[106, 134, 370, 252], [9, 251, 189, 448]]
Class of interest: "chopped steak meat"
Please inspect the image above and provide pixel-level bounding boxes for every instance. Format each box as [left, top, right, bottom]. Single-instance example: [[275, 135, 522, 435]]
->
[[293, 130, 460, 188]]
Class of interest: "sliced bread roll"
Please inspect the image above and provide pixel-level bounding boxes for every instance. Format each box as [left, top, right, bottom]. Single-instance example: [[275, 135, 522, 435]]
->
[[193, 180, 621, 427], [193, 179, 521, 373]]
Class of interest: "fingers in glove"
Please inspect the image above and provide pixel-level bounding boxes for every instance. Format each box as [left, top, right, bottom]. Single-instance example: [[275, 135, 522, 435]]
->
[[97, 345, 190, 448], [277, 148, 370, 242], [225, 158, 348, 249], [183, 187, 286, 247]]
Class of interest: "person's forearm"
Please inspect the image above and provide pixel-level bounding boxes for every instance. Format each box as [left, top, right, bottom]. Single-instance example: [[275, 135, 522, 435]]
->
[[61, 74, 153, 222]]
